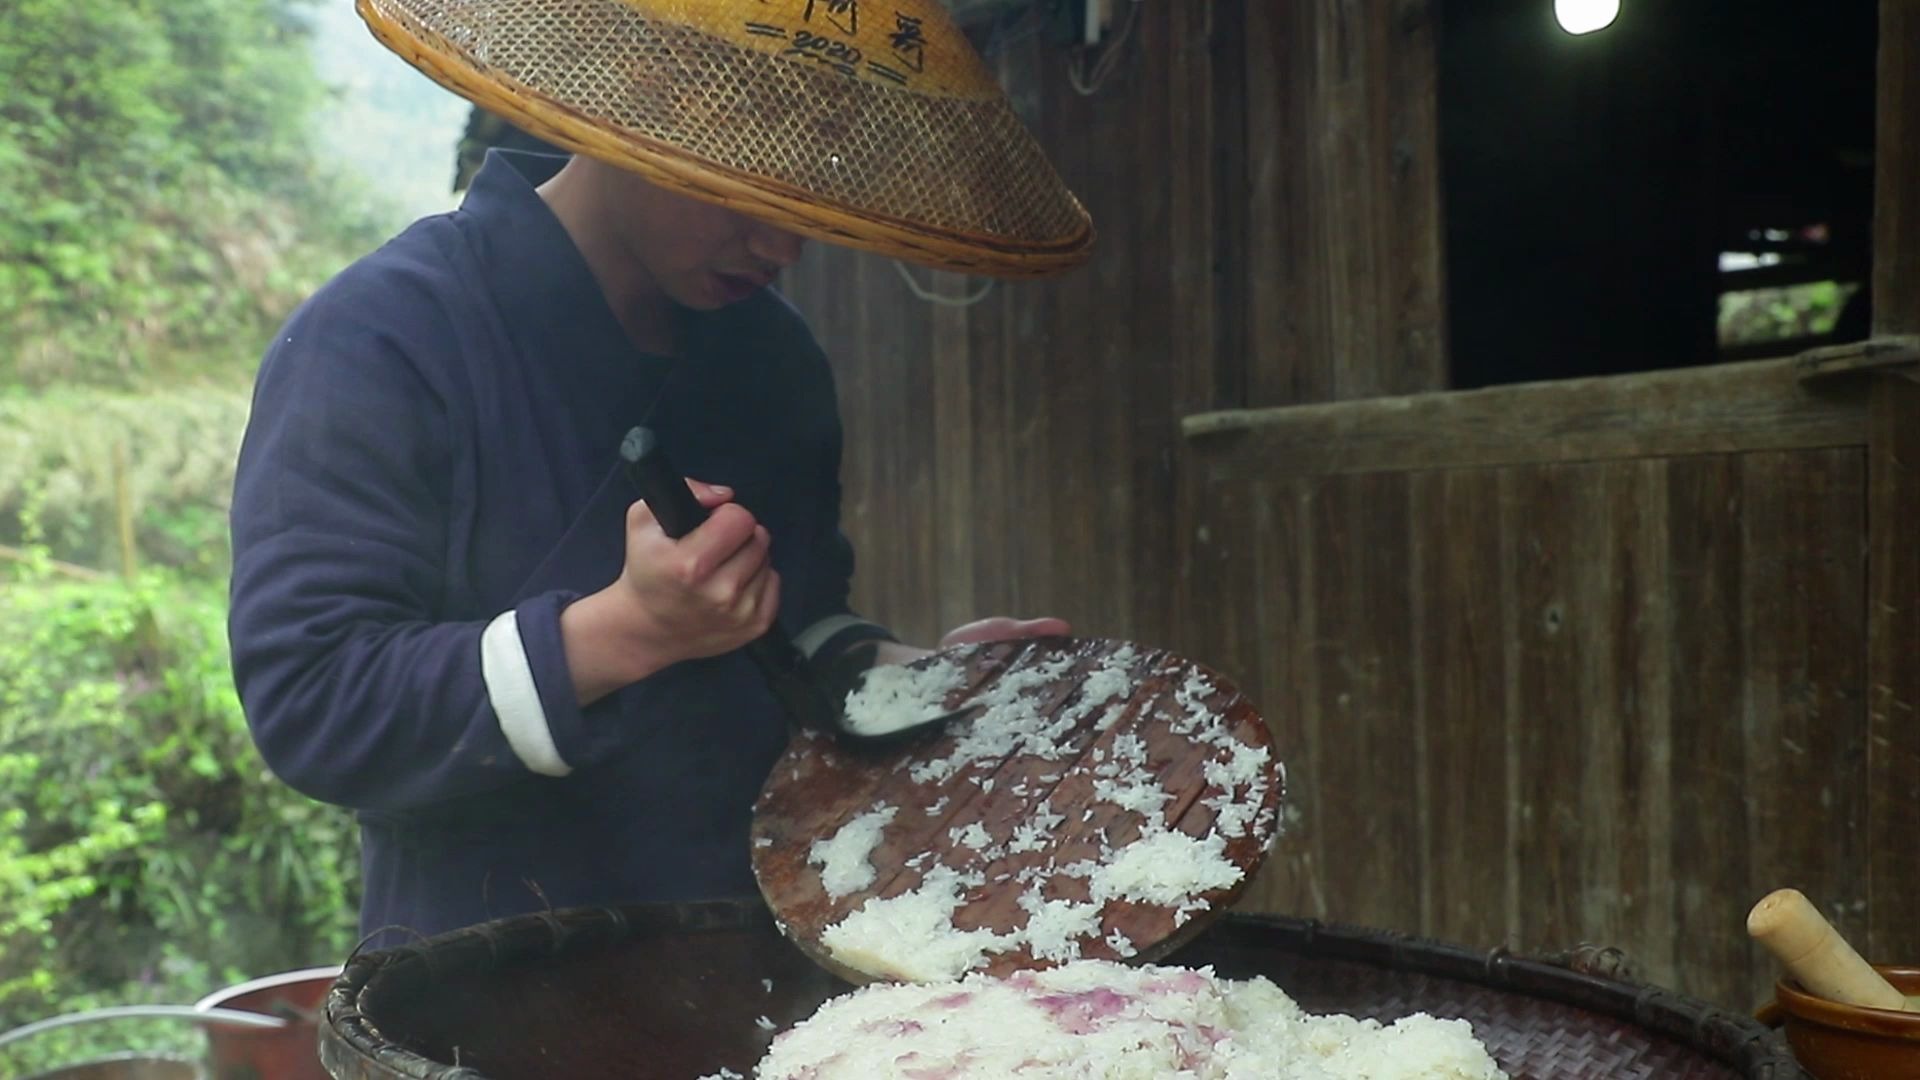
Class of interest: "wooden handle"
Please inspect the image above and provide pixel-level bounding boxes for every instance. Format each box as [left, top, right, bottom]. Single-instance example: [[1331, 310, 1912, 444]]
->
[[1748, 888, 1908, 1011]]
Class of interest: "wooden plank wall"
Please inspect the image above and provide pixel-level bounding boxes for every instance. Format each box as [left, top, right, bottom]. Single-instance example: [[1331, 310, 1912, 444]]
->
[[1866, 0, 1920, 993], [787, 0, 1447, 646], [1188, 450, 1870, 1009], [781, 0, 1912, 1008]]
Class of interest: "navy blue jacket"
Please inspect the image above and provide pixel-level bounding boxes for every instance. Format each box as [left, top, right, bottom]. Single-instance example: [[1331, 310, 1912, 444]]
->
[[228, 151, 886, 942]]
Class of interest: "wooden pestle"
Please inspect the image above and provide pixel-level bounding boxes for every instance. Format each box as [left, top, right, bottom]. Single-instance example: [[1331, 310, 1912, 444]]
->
[[1748, 888, 1909, 1011]]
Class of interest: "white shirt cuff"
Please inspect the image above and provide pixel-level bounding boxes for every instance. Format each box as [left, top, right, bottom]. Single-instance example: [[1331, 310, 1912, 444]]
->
[[792, 614, 889, 660], [480, 609, 571, 777]]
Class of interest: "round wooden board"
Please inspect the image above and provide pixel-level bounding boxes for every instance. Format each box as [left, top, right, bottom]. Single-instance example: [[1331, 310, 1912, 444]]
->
[[750, 636, 1284, 985]]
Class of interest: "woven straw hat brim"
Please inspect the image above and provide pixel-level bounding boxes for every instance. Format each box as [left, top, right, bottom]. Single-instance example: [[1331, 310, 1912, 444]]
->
[[358, 0, 1094, 278]]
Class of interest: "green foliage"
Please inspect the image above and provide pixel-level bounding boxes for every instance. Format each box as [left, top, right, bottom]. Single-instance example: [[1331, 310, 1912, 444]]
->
[[0, 386, 251, 575], [1717, 280, 1862, 347], [0, 0, 386, 387], [0, 564, 359, 1072], [0, 1, 452, 1070]]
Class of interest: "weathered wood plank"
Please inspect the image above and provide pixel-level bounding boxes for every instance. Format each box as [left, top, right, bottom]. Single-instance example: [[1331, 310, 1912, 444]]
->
[[1737, 449, 1871, 1007], [1181, 468, 1280, 737], [1412, 469, 1511, 949], [1298, 0, 1370, 403], [1505, 465, 1594, 958], [952, 287, 993, 631], [878, 251, 944, 644], [1000, 277, 1053, 628], [1184, 357, 1871, 477], [1498, 468, 1524, 947], [981, 19, 1047, 625], [1099, 0, 1175, 645], [1408, 470, 1434, 939], [1372, 0, 1448, 399], [1666, 456, 1753, 1008], [801, 243, 898, 629], [1503, 461, 1674, 970], [1301, 473, 1423, 933], [1867, 377, 1920, 968], [1611, 460, 1677, 990], [1232, 475, 1313, 917], [1170, 0, 1252, 687], [1242, 0, 1323, 405], [960, 266, 1012, 626], [1878, 0, 1920, 337], [1166, 0, 1230, 417], [930, 268, 977, 638], [1575, 467, 1630, 962], [1036, 22, 1119, 637], [1242, 0, 1446, 406], [1866, 0, 1920, 967]]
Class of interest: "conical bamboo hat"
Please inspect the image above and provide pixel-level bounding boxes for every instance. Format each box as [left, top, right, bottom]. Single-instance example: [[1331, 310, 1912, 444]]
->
[[358, 0, 1095, 277]]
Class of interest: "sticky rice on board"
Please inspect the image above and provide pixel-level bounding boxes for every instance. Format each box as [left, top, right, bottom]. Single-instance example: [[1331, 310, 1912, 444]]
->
[[841, 657, 970, 737], [739, 643, 1503, 1079], [811, 644, 1279, 983]]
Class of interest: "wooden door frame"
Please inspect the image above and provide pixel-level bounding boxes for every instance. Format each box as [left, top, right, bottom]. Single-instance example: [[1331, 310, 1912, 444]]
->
[[1864, 0, 1920, 974]]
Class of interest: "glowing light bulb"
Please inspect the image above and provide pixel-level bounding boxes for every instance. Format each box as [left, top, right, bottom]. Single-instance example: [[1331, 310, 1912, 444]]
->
[[1555, 0, 1620, 35]]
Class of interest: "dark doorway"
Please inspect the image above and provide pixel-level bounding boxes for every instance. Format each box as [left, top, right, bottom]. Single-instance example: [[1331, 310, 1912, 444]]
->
[[1438, 0, 1878, 388]]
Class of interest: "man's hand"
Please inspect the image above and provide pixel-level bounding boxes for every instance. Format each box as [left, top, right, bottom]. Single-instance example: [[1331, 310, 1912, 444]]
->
[[562, 480, 780, 704], [614, 481, 781, 657]]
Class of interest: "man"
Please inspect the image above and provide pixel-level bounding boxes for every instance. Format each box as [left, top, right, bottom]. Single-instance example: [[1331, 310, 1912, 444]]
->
[[227, 0, 1093, 942]]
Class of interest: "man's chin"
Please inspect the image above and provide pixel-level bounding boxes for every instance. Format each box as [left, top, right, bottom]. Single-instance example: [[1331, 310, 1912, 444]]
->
[[712, 271, 773, 307]]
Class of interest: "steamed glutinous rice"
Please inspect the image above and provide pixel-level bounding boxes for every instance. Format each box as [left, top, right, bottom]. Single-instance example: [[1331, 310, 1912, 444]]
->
[[749, 959, 1508, 1080], [815, 646, 1283, 983]]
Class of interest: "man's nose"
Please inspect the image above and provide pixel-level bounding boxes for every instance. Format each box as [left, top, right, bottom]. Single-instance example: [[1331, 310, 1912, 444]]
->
[[747, 223, 806, 270]]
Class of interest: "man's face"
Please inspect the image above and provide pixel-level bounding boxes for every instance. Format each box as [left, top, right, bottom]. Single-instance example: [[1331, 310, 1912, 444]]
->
[[597, 161, 808, 310]]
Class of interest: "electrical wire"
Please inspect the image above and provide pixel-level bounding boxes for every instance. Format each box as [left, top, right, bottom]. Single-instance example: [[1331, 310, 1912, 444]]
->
[[1068, 0, 1144, 96], [891, 0, 1138, 303], [893, 261, 997, 307]]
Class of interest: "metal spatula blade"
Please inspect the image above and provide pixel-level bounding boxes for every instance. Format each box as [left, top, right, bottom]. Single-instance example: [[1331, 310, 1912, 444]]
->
[[836, 675, 978, 745]]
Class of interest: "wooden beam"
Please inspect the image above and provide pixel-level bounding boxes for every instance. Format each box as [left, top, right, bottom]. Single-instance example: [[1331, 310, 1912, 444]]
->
[[1877, 0, 1920, 336], [1865, 0, 1920, 969], [1794, 336, 1920, 383], [1182, 357, 1870, 478], [1866, 377, 1920, 969]]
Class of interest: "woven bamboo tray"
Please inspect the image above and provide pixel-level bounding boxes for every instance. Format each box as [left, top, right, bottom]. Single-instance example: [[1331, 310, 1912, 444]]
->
[[319, 900, 1807, 1079]]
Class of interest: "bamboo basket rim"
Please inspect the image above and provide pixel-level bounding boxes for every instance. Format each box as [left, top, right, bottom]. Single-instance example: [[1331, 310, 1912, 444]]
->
[[319, 901, 1808, 1080]]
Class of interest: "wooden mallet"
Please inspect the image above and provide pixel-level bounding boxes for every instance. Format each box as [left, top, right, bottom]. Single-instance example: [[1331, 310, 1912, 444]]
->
[[1748, 888, 1910, 1012]]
